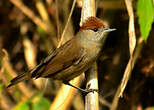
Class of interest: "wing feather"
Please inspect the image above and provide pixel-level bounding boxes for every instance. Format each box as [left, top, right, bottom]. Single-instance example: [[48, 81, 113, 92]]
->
[[31, 37, 83, 79]]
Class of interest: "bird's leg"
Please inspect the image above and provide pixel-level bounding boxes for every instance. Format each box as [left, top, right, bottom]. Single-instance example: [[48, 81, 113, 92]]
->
[[63, 81, 98, 94]]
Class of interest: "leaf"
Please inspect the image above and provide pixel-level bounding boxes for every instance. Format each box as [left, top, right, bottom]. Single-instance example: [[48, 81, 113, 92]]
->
[[0, 83, 3, 94], [13, 93, 50, 110], [146, 107, 154, 110], [13, 101, 30, 110], [32, 94, 50, 110], [137, 0, 154, 41], [37, 26, 47, 38]]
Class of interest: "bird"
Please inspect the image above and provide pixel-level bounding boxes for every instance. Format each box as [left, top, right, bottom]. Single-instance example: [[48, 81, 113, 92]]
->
[[7, 16, 116, 93]]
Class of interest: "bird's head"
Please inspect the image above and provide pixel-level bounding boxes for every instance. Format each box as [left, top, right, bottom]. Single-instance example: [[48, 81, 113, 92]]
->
[[79, 16, 116, 42]]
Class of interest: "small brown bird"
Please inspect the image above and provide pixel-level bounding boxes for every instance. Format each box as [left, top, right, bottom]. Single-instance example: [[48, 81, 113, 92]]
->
[[7, 17, 115, 92]]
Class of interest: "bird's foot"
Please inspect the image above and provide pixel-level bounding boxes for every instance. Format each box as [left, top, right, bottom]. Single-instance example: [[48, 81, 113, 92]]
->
[[63, 81, 98, 94]]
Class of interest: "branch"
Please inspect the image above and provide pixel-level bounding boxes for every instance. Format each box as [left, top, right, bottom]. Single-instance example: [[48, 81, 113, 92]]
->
[[80, 0, 99, 110]]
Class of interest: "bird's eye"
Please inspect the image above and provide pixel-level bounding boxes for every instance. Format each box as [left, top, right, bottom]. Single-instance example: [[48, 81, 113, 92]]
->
[[93, 28, 98, 32]]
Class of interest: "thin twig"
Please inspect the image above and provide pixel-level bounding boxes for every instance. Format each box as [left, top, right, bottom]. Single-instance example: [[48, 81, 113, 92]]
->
[[2, 49, 35, 98], [0, 91, 14, 110], [10, 0, 51, 33], [119, 0, 136, 98], [57, 0, 76, 47], [35, 0, 54, 33], [55, 0, 60, 40], [110, 0, 137, 109], [110, 38, 143, 110], [125, 0, 136, 56], [99, 96, 111, 108], [49, 76, 83, 110]]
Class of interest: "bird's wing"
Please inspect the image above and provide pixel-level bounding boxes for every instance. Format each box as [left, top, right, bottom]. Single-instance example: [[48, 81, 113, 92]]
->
[[31, 37, 84, 78]]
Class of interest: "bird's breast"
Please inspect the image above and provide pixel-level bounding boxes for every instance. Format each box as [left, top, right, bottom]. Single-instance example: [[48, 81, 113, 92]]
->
[[83, 42, 102, 59]]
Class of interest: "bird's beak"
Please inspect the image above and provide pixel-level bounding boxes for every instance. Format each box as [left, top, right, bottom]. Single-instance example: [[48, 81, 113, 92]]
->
[[103, 28, 116, 33]]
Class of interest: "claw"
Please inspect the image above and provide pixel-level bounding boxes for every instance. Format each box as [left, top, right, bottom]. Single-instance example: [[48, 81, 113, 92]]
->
[[63, 81, 98, 94]]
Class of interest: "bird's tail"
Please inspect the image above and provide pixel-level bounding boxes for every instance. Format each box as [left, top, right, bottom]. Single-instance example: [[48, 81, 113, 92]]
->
[[7, 60, 46, 88], [7, 72, 30, 88]]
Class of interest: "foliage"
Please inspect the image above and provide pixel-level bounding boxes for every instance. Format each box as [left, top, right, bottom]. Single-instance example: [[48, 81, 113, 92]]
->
[[0, 83, 3, 94], [146, 107, 154, 110], [13, 101, 30, 110], [137, 0, 154, 41], [13, 94, 50, 110]]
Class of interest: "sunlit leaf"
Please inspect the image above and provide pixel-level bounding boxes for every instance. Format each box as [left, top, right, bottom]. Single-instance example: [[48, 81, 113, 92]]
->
[[146, 107, 154, 110], [13, 101, 30, 110], [32, 95, 50, 110], [0, 83, 3, 94], [137, 0, 154, 41], [37, 26, 47, 38]]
